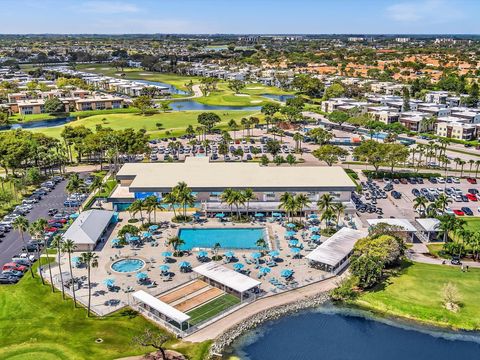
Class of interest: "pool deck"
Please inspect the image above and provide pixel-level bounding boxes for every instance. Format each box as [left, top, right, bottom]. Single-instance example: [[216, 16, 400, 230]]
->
[[49, 210, 340, 327]]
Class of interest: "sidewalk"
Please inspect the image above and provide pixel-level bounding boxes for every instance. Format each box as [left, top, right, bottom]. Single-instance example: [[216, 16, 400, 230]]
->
[[407, 242, 480, 268]]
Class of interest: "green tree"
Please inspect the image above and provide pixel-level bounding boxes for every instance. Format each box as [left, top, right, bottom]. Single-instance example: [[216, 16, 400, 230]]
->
[[312, 145, 348, 166], [62, 239, 78, 308], [13, 216, 34, 279], [44, 97, 65, 114], [132, 95, 154, 115], [79, 251, 99, 317]]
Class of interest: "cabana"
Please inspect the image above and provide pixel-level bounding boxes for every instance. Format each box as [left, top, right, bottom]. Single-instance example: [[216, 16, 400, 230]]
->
[[193, 262, 261, 301], [415, 218, 441, 242], [133, 290, 191, 333], [306, 228, 368, 274]]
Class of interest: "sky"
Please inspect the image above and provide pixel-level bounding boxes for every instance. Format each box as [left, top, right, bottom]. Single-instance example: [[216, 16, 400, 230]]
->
[[0, 0, 479, 34]]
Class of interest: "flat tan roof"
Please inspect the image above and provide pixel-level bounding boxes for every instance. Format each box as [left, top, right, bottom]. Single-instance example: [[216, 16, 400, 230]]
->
[[117, 157, 356, 192]]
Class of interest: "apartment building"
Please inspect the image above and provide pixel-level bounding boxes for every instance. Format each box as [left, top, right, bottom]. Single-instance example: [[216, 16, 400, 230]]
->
[[436, 116, 479, 140]]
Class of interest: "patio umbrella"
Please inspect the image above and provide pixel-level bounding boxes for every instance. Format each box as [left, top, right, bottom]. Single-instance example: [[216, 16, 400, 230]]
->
[[268, 250, 280, 258], [281, 269, 294, 278], [71, 256, 81, 265], [286, 223, 296, 228], [129, 236, 140, 242], [111, 238, 120, 246], [254, 213, 265, 218], [142, 231, 152, 238], [148, 224, 159, 231], [159, 265, 170, 273], [215, 213, 225, 218], [288, 239, 299, 247], [308, 214, 318, 219], [179, 261, 191, 268], [103, 278, 115, 287], [136, 272, 148, 280], [224, 251, 235, 258], [259, 266, 271, 275], [197, 251, 208, 258], [291, 247, 301, 255], [69, 213, 79, 219], [285, 230, 296, 238], [309, 226, 319, 232], [233, 263, 244, 271], [311, 234, 321, 241], [251, 252, 262, 260], [272, 212, 282, 218]]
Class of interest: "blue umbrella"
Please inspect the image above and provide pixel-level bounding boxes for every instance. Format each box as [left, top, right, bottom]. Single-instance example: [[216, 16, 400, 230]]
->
[[259, 266, 271, 274], [309, 226, 319, 232], [291, 247, 301, 255], [103, 278, 115, 287], [72, 256, 80, 264], [197, 251, 208, 258], [281, 269, 294, 278], [136, 272, 148, 280], [111, 238, 120, 246], [162, 251, 172, 257], [251, 252, 262, 260], [233, 263, 244, 271], [272, 212, 282, 217], [285, 230, 296, 238], [179, 261, 191, 268], [289, 239, 299, 247], [255, 213, 265, 218], [286, 223, 296, 228], [311, 234, 321, 241], [159, 265, 170, 272], [224, 251, 235, 258], [149, 225, 159, 231], [129, 236, 140, 242], [308, 214, 318, 219], [268, 250, 280, 258], [215, 213, 225, 218], [142, 231, 152, 238], [69, 213, 79, 219]]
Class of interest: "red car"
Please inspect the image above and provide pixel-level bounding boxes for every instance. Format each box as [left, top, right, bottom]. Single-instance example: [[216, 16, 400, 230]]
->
[[467, 177, 477, 184], [2, 262, 27, 272], [48, 218, 67, 224], [44, 227, 58, 233], [453, 209, 465, 216], [466, 193, 478, 201]]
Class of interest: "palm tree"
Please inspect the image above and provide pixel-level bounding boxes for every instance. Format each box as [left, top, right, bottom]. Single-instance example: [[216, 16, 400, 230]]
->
[[256, 238, 267, 255], [332, 202, 346, 228], [173, 181, 195, 219], [475, 160, 480, 179], [242, 189, 256, 218], [437, 214, 458, 243], [28, 220, 45, 284], [278, 192, 295, 222], [144, 195, 158, 223], [51, 235, 66, 299], [317, 193, 335, 229], [13, 216, 34, 278], [162, 192, 178, 219], [62, 239, 78, 308], [220, 189, 236, 215], [295, 194, 311, 222], [167, 236, 185, 256], [80, 252, 99, 317], [293, 132, 304, 153], [435, 193, 452, 213], [459, 160, 466, 177], [231, 191, 245, 219], [228, 119, 239, 140], [413, 196, 428, 216], [129, 199, 145, 223]]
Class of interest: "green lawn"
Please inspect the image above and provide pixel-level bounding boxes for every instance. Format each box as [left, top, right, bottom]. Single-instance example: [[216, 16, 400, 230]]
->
[[0, 263, 210, 360], [186, 294, 241, 326], [463, 217, 480, 232], [356, 261, 480, 330], [28, 110, 259, 139], [9, 108, 140, 124]]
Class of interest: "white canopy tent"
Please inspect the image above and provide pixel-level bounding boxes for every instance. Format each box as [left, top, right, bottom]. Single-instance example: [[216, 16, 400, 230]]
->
[[193, 262, 261, 300], [306, 228, 368, 274]]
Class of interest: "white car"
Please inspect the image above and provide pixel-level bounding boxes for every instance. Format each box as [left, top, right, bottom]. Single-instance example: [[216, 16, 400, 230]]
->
[[437, 177, 445, 183], [452, 177, 460, 183], [445, 207, 454, 215]]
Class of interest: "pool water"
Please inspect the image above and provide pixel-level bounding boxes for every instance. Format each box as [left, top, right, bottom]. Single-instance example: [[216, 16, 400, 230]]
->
[[111, 258, 145, 273], [178, 228, 266, 250]]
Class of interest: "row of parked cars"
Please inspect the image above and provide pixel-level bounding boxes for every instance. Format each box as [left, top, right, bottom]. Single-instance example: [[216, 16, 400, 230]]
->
[[0, 176, 64, 237], [353, 181, 384, 215], [0, 253, 36, 284]]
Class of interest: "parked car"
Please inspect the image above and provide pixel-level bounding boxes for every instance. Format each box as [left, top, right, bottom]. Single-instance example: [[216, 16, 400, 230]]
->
[[391, 191, 402, 199], [2, 262, 27, 272], [453, 209, 465, 216], [461, 207, 474, 216], [0, 274, 19, 284], [466, 177, 477, 184], [466, 193, 478, 201]]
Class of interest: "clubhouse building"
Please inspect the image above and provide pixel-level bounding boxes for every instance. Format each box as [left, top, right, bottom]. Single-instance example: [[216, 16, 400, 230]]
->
[[109, 157, 356, 213]]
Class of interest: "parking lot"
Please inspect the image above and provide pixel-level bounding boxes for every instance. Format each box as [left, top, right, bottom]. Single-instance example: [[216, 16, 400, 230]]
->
[[355, 175, 480, 226]]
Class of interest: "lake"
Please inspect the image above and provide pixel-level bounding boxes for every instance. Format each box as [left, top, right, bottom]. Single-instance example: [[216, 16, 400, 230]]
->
[[0, 117, 75, 130], [134, 79, 189, 95], [169, 100, 261, 112], [226, 307, 480, 360], [260, 94, 294, 102]]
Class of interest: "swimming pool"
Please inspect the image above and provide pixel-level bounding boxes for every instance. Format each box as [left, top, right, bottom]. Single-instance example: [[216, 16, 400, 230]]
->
[[111, 258, 145, 273], [178, 228, 267, 250]]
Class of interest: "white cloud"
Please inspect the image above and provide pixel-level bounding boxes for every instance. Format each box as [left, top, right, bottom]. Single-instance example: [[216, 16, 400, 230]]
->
[[386, 0, 464, 23], [81, 1, 140, 14]]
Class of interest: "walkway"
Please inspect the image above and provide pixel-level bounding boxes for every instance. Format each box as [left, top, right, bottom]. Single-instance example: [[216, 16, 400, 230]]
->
[[155, 84, 203, 102], [407, 242, 480, 268], [184, 276, 338, 343]]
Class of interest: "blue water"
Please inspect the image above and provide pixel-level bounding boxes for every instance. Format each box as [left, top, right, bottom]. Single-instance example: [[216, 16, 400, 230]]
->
[[111, 258, 145, 273], [134, 79, 189, 95], [229, 308, 480, 360], [169, 100, 261, 112], [178, 227, 266, 250], [260, 94, 294, 102], [0, 117, 74, 130]]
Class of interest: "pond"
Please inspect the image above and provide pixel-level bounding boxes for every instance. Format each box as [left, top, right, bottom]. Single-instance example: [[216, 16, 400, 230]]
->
[[134, 79, 189, 95], [0, 117, 75, 130], [226, 307, 480, 360], [169, 100, 261, 112], [260, 94, 294, 102]]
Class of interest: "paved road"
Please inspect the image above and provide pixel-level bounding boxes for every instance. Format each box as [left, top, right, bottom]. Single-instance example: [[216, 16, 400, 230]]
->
[[0, 179, 69, 266]]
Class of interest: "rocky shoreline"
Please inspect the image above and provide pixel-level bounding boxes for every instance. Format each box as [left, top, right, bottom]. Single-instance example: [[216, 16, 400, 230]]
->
[[208, 292, 331, 358]]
